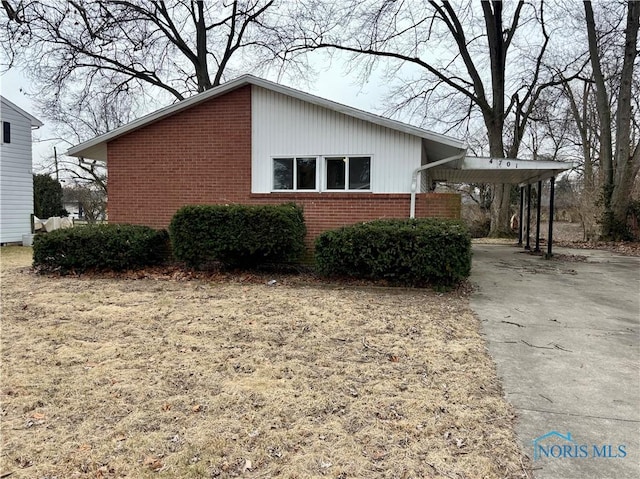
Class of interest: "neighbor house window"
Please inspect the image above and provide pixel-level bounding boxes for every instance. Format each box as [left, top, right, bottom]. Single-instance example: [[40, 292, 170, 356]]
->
[[2, 122, 10, 144], [325, 156, 371, 190], [273, 157, 317, 190]]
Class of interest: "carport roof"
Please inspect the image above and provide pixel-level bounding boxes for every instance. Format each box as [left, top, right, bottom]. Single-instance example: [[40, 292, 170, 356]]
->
[[429, 156, 574, 185]]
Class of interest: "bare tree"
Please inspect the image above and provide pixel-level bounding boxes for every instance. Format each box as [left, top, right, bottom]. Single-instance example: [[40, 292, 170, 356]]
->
[[294, 0, 579, 236], [2, 0, 299, 203], [520, 80, 602, 239], [584, 0, 640, 239], [2, 1, 289, 104], [1, 0, 301, 181], [63, 183, 107, 223]]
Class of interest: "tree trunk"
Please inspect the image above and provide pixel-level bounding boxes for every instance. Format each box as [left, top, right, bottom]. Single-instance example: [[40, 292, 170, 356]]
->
[[610, 1, 640, 228], [584, 1, 614, 204], [195, 0, 213, 92], [487, 123, 512, 236], [489, 184, 513, 237], [484, 1, 515, 237]]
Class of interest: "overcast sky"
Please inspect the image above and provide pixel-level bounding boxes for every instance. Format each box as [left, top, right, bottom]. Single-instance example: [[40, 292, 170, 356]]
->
[[0, 54, 391, 175]]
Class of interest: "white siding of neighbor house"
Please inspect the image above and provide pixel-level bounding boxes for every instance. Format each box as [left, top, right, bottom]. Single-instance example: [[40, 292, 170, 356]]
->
[[0, 99, 36, 243], [251, 85, 422, 193]]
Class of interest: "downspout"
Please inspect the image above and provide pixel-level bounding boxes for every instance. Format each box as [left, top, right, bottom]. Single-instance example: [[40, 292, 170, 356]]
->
[[409, 150, 467, 218]]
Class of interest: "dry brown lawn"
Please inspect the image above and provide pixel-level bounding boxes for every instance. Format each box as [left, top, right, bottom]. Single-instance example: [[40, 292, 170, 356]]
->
[[1, 246, 530, 478]]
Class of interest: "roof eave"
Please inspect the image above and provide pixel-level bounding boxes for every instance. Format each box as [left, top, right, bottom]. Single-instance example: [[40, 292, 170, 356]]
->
[[66, 76, 254, 159], [0, 95, 43, 128], [67, 74, 467, 160], [461, 156, 576, 171]]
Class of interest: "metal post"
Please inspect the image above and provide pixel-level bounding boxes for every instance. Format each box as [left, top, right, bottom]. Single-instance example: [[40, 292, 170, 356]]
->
[[547, 177, 556, 259], [518, 186, 524, 246], [534, 180, 542, 252], [525, 184, 532, 250]]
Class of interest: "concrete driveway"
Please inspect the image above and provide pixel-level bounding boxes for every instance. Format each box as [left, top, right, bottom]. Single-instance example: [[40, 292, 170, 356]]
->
[[470, 244, 640, 479]]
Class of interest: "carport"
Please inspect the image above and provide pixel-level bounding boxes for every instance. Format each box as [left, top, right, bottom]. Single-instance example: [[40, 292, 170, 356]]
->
[[415, 155, 575, 256]]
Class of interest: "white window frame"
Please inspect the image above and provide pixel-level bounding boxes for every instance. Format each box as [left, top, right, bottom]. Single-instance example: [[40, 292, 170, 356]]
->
[[323, 155, 372, 192], [271, 156, 319, 192]]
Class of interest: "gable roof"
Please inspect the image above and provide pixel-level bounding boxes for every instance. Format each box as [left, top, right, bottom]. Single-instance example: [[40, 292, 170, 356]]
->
[[1, 96, 43, 128], [66, 74, 467, 161]]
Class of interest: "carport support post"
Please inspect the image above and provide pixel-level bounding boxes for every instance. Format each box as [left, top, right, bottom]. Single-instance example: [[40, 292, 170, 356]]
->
[[525, 184, 532, 250], [534, 180, 542, 252], [547, 176, 556, 259], [518, 186, 524, 246]]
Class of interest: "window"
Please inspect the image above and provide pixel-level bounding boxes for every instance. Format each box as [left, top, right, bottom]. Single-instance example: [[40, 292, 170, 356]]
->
[[273, 157, 317, 190], [325, 156, 371, 190], [2, 122, 10, 144]]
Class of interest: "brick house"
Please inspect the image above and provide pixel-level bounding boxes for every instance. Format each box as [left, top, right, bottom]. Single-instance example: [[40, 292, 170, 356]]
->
[[67, 75, 472, 246]]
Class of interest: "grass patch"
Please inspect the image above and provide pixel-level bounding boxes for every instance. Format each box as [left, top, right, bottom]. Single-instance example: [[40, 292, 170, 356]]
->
[[1, 246, 529, 478]]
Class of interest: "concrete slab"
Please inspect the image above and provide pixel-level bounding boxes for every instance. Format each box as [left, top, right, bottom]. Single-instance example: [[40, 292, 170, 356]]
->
[[470, 244, 640, 479]]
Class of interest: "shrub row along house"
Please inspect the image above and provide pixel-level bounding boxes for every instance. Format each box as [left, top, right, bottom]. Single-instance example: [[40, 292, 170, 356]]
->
[[67, 75, 572, 247]]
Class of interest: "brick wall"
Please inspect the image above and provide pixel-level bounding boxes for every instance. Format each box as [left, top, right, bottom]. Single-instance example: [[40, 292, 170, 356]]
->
[[251, 193, 460, 248], [108, 85, 253, 229], [107, 86, 461, 247]]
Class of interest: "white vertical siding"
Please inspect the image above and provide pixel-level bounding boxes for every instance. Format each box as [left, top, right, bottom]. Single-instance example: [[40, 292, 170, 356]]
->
[[0, 100, 35, 243], [251, 86, 422, 193]]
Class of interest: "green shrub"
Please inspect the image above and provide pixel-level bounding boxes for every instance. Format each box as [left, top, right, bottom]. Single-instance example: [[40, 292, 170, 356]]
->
[[33, 224, 169, 273], [315, 218, 471, 286], [169, 203, 306, 268], [33, 174, 68, 218]]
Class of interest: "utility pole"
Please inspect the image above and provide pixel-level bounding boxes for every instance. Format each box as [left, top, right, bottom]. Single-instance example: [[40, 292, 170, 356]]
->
[[54, 146, 59, 181]]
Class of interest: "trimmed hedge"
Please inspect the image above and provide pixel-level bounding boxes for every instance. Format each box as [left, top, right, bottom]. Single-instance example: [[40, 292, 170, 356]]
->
[[33, 224, 170, 273], [315, 218, 472, 286], [169, 203, 306, 268]]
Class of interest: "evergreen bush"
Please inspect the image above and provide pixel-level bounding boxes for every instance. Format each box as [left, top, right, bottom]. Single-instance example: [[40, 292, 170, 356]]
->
[[315, 218, 471, 286], [33, 224, 169, 273], [169, 203, 306, 268]]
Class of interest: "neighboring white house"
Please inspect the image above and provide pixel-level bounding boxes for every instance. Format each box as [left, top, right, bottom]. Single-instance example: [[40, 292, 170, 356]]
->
[[0, 96, 43, 244]]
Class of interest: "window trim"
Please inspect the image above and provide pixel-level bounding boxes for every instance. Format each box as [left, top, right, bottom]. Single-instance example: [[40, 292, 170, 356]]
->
[[323, 155, 372, 192], [270, 154, 373, 193], [272, 156, 319, 192]]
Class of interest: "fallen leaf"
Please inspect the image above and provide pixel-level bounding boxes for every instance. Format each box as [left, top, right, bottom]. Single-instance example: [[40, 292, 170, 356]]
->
[[96, 465, 113, 477], [143, 456, 163, 471], [192, 404, 202, 412], [15, 456, 33, 468], [372, 450, 387, 461], [30, 412, 45, 420]]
